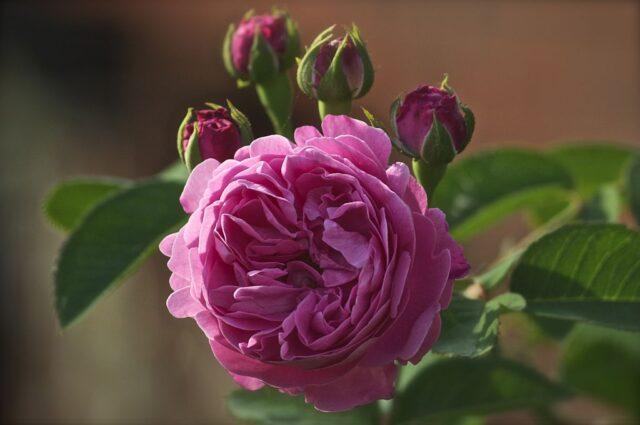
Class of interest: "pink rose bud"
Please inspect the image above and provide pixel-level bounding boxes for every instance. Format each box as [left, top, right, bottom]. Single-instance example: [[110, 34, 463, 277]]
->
[[297, 25, 373, 102], [177, 102, 252, 171], [392, 80, 474, 164], [223, 10, 300, 84]]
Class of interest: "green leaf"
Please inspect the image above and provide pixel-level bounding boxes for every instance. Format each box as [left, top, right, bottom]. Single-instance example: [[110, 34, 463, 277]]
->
[[549, 144, 633, 197], [561, 324, 640, 417], [474, 249, 523, 291], [44, 178, 129, 231], [627, 154, 640, 224], [578, 184, 621, 222], [432, 150, 574, 241], [55, 180, 185, 327], [227, 387, 380, 425], [157, 161, 189, 183], [434, 293, 525, 357], [511, 223, 640, 331], [392, 356, 570, 424]]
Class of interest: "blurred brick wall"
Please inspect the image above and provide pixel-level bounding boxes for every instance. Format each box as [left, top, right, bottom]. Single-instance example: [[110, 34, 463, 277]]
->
[[1, 1, 638, 424]]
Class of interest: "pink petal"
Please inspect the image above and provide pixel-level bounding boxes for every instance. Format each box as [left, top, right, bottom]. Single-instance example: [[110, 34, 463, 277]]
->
[[234, 145, 251, 160], [320, 115, 391, 166], [180, 158, 220, 213], [361, 213, 451, 366], [249, 135, 293, 157], [304, 364, 397, 412], [294, 126, 322, 146], [231, 373, 265, 391], [209, 338, 356, 388], [386, 162, 410, 197], [167, 287, 203, 318], [159, 232, 176, 256]]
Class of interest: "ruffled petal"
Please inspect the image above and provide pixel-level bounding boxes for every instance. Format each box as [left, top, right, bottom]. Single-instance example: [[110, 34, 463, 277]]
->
[[321, 115, 391, 165]]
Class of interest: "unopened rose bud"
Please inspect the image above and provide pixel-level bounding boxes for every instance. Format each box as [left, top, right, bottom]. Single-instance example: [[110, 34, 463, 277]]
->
[[297, 25, 373, 117], [223, 10, 300, 85], [391, 80, 474, 165], [177, 102, 252, 171]]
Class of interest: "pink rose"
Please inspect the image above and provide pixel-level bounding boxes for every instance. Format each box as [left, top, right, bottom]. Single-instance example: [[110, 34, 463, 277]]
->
[[160, 115, 468, 412]]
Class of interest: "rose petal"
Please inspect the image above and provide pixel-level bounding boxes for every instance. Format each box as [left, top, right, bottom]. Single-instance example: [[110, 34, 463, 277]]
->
[[304, 364, 397, 412], [321, 115, 391, 165], [180, 158, 220, 213]]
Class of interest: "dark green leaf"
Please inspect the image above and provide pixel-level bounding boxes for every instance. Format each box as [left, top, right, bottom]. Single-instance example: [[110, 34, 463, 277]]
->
[[44, 178, 128, 231], [432, 150, 574, 241], [627, 154, 640, 224], [549, 144, 632, 197], [55, 180, 185, 327], [561, 324, 640, 417], [434, 293, 525, 357], [227, 387, 379, 425], [511, 223, 640, 331], [392, 356, 570, 424]]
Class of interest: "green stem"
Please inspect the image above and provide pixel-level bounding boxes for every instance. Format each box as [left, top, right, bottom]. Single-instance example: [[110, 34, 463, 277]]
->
[[318, 99, 352, 120], [255, 73, 294, 138], [412, 159, 447, 199]]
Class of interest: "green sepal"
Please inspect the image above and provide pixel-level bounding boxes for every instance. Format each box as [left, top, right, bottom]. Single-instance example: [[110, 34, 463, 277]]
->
[[248, 30, 278, 84], [317, 35, 352, 101], [388, 96, 418, 157], [184, 123, 202, 172], [278, 9, 300, 72], [362, 107, 385, 130], [348, 24, 373, 98], [226, 100, 254, 145], [460, 103, 475, 152], [222, 23, 240, 79], [296, 25, 335, 98], [177, 107, 195, 162], [421, 113, 456, 165]]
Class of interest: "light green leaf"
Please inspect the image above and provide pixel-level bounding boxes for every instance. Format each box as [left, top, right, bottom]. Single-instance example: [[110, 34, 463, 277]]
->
[[627, 155, 640, 224], [157, 160, 189, 183], [55, 180, 185, 327], [434, 293, 525, 357], [474, 250, 523, 291], [227, 388, 379, 425], [578, 184, 622, 222], [44, 178, 128, 231], [392, 356, 570, 424], [561, 324, 640, 417], [432, 150, 574, 241], [549, 144, 632, 197], [511, 223, 640, 331]]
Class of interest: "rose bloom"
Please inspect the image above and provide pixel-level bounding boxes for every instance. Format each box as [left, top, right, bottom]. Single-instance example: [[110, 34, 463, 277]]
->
[[160, 115, 468, 412]]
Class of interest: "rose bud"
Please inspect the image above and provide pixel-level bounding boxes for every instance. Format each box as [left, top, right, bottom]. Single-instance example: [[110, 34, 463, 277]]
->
[[297, 25, 374, 117], [223, 9, 300, 85], [390, 78, 474, 197], [391, 79, 474, 164], [177, 102, 253, 171], [161, 115, 468, 412]]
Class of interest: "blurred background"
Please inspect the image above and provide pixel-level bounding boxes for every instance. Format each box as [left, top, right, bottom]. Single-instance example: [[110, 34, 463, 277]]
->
[[1, 1, 639, 424]]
